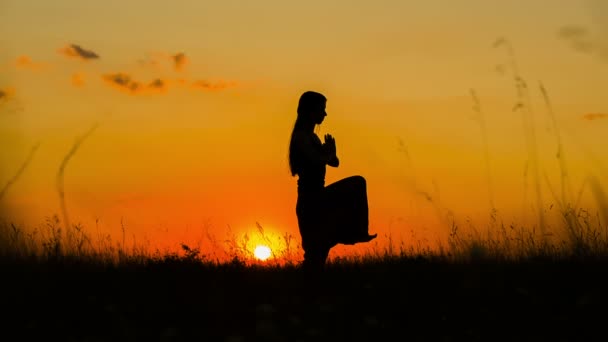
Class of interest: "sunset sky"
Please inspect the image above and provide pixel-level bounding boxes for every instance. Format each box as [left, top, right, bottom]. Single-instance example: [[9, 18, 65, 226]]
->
[[1, 0, 607, 258]]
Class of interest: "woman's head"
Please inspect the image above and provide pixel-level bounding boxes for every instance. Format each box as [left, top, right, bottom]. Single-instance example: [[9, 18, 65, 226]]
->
[[288, 91, 327, 176], [297, 91, 327, 125]]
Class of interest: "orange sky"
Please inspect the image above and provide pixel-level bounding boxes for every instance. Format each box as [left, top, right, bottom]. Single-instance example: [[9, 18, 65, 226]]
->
[[1, 0, 607, 260]]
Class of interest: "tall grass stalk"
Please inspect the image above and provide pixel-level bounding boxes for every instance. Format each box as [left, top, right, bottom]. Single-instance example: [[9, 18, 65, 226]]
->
[[494, 37, 546, 238], [397, 137, 452, 231], [470, 88, 495, 212], [539, 82, 575, 208], [56, 123, 99, 236], [589, 175, 608, 228], [0, 141, 41, 200]]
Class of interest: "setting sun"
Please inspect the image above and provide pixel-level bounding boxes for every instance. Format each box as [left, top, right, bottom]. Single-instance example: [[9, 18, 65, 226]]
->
[[254, 245, 272, 261]]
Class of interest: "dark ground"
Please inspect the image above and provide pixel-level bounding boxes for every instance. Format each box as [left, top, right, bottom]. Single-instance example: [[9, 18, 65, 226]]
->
[[3, 257, 608, 342]]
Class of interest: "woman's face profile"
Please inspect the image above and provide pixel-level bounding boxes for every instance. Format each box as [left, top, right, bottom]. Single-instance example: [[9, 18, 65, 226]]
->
[[311, 101, 327, 125]]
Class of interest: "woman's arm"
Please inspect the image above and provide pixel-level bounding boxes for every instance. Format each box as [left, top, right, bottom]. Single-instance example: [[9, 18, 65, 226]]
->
[[293, 131, 337, 166], [327, 154, 339, 167], [324, 134, 340, 167]]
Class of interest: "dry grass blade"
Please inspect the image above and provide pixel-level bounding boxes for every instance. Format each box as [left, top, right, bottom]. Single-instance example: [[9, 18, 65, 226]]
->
[[0, 141, 41, 200], [56, 123, 99, 232]]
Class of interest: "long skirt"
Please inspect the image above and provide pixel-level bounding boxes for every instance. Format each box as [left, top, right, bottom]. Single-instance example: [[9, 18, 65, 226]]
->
[[296, 175, 372, 252]]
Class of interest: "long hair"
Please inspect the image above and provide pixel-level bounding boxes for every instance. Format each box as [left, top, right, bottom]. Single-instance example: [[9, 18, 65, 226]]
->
[[288, 91, 327, 176]]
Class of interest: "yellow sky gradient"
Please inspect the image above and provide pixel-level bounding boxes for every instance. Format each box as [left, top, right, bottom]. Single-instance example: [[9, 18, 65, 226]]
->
[[1, 0, 607, 259]]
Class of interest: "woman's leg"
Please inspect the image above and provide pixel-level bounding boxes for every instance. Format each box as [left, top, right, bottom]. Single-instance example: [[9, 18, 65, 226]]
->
[[325, 175, 369, 223], [297, 197, 332, 271], [323, 175, 376, 244], [302, 245, 330, 271]]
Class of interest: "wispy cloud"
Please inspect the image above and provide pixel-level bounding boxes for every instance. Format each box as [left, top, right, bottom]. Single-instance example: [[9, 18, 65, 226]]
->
[[0, 87, 23, 113], [558, 25, 608, 61], [137, 51, 189, 72], [558, 26, 594, 53], [71, 73, 86, 87], [102, 73, 169, 95], [175, 78, 189, 86], [191, 79, 238, 92], [148, 78, 168, 91], [0, 87, 15, 103], [137, 56, 161, 69], [582, 113, 608, 121], [172, 52, 188, 71], [589, 0, 608, 60], [14, 55, 48, 70], [102, 73, 141, 93], [101, 73, 239, 95], [59, 44, 100, 60]]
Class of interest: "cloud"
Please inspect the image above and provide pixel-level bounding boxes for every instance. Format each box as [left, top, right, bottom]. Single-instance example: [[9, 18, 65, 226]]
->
[[172, 52, 188, 71], [558, 26, 594, 53], [0, 87, 23, 113], [589, 0, 608, 31], [59, 44, 100, 60], [175, 78, 189, 86], [102, 73, 169, 95], [148, 78, 168, 92], [71, 73, 86, 87], [138, 51, 189, 71], [102, 71, 240, 95], [582, 113, 608, 121], [558, 26, 588, 39], [0, 87, 15, 102], [137, 57, 161, 69], [589, 0, 608, 59], [102, 73, 141, 93], [191, 79, 238, 92], [558, 24, 608, 61], [14, 55, 47, 70]]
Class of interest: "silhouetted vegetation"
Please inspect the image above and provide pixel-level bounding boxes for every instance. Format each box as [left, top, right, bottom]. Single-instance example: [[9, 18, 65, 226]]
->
[[2, 212, 608, 341]]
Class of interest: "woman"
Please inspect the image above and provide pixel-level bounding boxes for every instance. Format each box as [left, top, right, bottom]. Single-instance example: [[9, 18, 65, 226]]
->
[[288, 91, 377, 270]]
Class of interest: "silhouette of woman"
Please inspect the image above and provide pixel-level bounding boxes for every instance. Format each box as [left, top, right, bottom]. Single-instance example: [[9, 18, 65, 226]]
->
[[288, 91, 377, 271]]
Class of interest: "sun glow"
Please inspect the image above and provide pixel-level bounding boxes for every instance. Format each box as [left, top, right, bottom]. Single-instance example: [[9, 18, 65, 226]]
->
[[254, 245, 272, 261]]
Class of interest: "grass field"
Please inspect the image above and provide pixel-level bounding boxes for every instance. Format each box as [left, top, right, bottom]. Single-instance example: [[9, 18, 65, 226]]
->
[[3, 214, 608, 342]]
